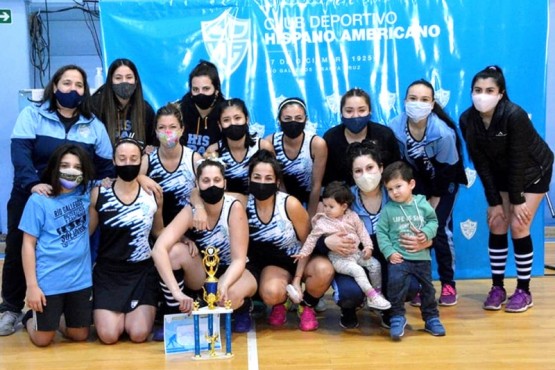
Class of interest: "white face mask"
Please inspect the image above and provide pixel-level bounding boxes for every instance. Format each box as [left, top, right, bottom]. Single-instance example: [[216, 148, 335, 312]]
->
[[472, 93, 501, 113], [405, 101, 433, 122], [354, 172, 381, 192]]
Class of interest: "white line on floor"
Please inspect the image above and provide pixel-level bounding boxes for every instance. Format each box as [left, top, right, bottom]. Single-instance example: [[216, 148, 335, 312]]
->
[[247, 322, 259, 370]]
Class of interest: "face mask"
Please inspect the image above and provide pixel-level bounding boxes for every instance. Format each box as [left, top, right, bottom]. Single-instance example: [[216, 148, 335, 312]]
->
[[472, 93, 501, 113], [405, 101, 433, 122], [222, 124, 248, 141], [157, 129, 181, 149], [199, 185, 225, 205], [115, 164, 141, 182], [341, 114, 369, 134], [59, 168, 83, 190], [249, 181, 278, 201], [112, 82, 136, 100], [354, 172, 381, 192], [55, 90, 83, 109], [192, 93, 216, 110], [280, 120, 306, 139]]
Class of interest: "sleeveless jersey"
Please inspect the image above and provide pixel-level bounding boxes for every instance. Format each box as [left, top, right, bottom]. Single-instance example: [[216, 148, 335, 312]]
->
[[218, 138, 261, 194]]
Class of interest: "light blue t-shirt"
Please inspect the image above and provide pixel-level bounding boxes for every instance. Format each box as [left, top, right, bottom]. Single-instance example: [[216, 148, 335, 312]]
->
[[19, 188, 92, 295]]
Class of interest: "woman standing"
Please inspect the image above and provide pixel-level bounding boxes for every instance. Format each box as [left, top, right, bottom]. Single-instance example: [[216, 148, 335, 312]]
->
[[90, 138, 164, 344], [460, 65, 553, 313], [267, 97, 327, 218], [152, 159, 257, 333], [177, 60, 225, 154], [388, 79, 467, 306], [206, 98, 273, 194], [91, 58, 156, 148], [0, 65, 113, 337], [323, 88, 400, 186], [238, 150, 334, 331]]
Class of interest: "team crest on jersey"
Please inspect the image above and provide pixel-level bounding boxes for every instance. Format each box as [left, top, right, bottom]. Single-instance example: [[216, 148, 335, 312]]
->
[[378, 91, 396, 112], [78, 124, 91, 138], [460, 219, 477, 240], [465, 168, 477, 188], [201, 10, 251, 79], [325, 93, 341, 114], [435, 88, 451, 108]]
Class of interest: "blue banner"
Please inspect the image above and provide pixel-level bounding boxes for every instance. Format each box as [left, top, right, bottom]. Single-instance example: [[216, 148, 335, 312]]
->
[[99, 0, 549, 278]]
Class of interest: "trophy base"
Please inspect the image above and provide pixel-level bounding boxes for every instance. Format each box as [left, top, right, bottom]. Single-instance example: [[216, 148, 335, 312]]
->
[[192, 352, 234, 361]]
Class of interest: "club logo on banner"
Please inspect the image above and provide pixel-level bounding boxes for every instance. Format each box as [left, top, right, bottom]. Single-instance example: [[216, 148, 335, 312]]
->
[[201, 10, 251, 80], [460, 219, 477, 240]]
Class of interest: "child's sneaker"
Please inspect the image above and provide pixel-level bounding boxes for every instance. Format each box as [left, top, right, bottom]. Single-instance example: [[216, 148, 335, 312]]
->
[[483, 286, 507, 310], [366, 289, 391, 310], [424, 317, 446, 336], [409, 292, 421, 307], [267, 304, 287, 326], [389, 315, 407, 341], [438, 284, 458, 306], [298, 305, 318, 331], [505, 289, 533, 313]]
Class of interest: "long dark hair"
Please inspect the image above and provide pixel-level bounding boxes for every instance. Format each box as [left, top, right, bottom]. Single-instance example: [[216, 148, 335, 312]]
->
[[340, 88, 372, 113], [41, 144, 95, 196], [248, 149, 283, 184], [405, 79, 464, 161], [96, 58, 147, 144], [218, 98, 256, 149], [470, 65, 510, 102], [346, 140, 383, 176], [188, 60, 222, 95], [42, 65, 93, 119]]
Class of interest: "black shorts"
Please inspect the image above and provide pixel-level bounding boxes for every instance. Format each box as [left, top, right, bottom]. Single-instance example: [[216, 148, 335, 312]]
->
[[246, 257, 296, 283], [34, 287, 92, 331], [93, 259, 158, 313], [494, 166, 552, 194]]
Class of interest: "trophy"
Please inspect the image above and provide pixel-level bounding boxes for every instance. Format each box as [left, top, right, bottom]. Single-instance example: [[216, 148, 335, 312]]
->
[[192, 246, 233, 360]]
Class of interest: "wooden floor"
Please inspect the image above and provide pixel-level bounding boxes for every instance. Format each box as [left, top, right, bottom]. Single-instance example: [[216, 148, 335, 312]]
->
[[1, 244, 555, 369]]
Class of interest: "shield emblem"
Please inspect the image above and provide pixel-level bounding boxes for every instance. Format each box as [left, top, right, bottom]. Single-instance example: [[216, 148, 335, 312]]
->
[[460, 219, 477, 240], [435, 88, 451, 108], [465, 168, 477, 188], [250, 122, 266, 138], [378, 91, 397, 112], [201, 10, 251, 79], [326, 93, 341, 114]]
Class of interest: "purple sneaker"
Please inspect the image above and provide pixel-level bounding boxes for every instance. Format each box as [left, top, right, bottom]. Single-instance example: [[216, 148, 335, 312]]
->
[[483, 286, 507, 310], [438, 284, 458, 306], [505, 289, 533, 313]]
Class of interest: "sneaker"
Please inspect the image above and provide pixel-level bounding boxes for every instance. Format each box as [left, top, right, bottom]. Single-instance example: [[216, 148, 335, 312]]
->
[[379, 312, 391, 329], [439, 284, 458, 306], [298, 305, 318, 331], [410, 292, 421, 307], [339, 308, 359, 329], [267, 304, 287, 326], [0, 311, 20, 336], [367, 290, 391, 310], [483, 286, 507, 311], [152, 326, 164, 341], [389, 315, 407, 341], [505, 289, 533, 313], [424, 317, 446, 336], [232, 311, 252, 333], [314, 298, 327, 312]]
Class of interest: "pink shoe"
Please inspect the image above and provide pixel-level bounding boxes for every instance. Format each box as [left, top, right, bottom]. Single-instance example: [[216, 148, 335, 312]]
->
[[298, 305, 318, 331], [267, 304, 287, 326]]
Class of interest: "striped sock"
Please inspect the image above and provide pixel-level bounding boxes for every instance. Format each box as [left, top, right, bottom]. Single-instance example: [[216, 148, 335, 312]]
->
[[488, 233, 508, 287], [513, 235, 533, 292]]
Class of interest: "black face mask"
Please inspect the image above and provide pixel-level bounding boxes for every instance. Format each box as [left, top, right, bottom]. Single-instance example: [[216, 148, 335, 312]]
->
[[280, 120, 306, 139], [191, 93, 216, 110], [112, 82, 136, 100], [199, 185, 225, 205], [222, 124, 248, 141], [249, 181, 278, 201], [115, 164, 141, 182]]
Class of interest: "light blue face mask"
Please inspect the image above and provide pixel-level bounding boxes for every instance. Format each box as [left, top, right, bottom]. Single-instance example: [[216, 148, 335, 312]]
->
[[341, 114, 369, 134]]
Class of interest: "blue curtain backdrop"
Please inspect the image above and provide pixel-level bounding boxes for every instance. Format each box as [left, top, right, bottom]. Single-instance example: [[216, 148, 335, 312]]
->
[[99, 0, 549, 279]]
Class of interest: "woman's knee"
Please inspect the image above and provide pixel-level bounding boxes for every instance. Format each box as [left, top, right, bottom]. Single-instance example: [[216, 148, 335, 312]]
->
[[29, 331, 56, 347]]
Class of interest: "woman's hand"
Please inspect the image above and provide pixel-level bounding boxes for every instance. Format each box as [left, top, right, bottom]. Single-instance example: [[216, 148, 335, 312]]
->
[[100, 177, 114, 188], [192, 206, 208, 231], [182, 237, 199, 258], [173, 291, 194, 314], [361, 246, 373, 260], [388, 252, 404, 264], [137, 175, 163, 198], [218, 283, 230, 305], [324, 232, 357, 256], [512, 203, 531, 226], [144, 145, 155, 155], [487, 205, 507, 228], [31, 183, 52, 196], [400, 229, 432, 253], [26, 285, 46, 313]]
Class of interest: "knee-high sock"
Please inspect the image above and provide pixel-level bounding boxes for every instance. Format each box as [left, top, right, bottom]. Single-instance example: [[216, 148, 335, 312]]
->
[[513, 235, 533, 292], [489, 233, 508, 287], [160, 269, 185, 308]]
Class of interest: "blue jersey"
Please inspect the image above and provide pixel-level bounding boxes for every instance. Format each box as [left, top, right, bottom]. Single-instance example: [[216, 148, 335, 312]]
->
[[95, 184, 157, 263], [19, 188, 92, 295], [273, 131, 315, 204], [147, 146, 197, 225], [188, 194, 237, 266]]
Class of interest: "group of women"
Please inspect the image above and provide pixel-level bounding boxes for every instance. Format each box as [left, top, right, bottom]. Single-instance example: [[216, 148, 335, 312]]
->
[[0, 59, 552, 346]]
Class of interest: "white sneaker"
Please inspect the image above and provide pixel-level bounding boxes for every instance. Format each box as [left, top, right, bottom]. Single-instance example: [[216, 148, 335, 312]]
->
[[367, 292, 391, 310], [0, 311, 20, 336]]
